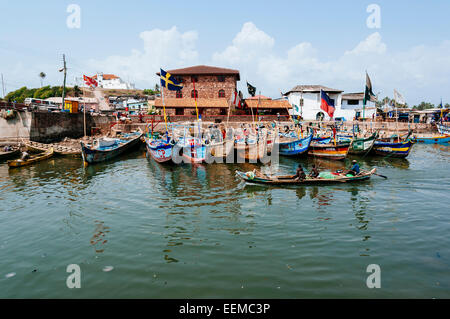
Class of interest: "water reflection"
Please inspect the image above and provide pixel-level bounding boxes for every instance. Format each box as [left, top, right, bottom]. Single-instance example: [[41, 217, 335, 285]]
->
[[90, 220, 110, 253]]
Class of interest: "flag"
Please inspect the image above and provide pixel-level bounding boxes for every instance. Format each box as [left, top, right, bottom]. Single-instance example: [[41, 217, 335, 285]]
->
[[159, 69, 183, 91], [247, 82, 256, 97], [320, 90, 335, 118], [238, 90, 246, 109], [83, 75, 98, 88], [393, 89, 406, 105], [364, 72, 376, 104]]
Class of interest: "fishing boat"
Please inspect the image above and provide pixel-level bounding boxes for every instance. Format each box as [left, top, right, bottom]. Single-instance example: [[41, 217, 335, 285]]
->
[[278, 133, 313, 156], [308, 140, 351, 160], [236, 168, 377, 185], [348, 133, 378, 155], [437, 123, 450, 135], [413, 134, 450, 144], [81, 130, 143, 165], [0, 145, 20, 161], [372, 138, 414, 158], [7, 148, 54, 168], [145, 133, 174, 164]]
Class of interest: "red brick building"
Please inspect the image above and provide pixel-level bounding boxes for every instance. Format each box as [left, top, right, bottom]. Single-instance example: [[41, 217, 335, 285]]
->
[[155, 65, 240, 116]]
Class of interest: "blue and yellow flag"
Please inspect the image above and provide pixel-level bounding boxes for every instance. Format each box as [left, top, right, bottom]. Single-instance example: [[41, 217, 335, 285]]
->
[[160, 68, 183, 91]]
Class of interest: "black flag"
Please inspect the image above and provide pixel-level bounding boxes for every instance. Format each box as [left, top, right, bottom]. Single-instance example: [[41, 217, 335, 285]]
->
[[247, 82, 256, 97]]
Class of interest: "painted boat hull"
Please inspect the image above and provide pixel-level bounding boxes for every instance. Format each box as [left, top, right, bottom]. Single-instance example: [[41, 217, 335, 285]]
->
[[308, 142, 351, 160], [414, 135, 450, 144], [81, 133, 143, 164], [236, 168, 376, 185], [177, 137, 206, 163], [26, 141, 81, 157], [145, 138, 173, 163], [7, 148, 54, 168], [278, 134, 313, 156], [235, 141, 268, 162], [372, 139, 413, 158], [348, 133, 377, 155]]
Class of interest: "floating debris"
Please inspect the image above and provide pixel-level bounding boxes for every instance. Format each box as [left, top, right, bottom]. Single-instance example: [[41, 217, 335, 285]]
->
[[102, 266, 114, 272], [5, 272, 16, 278]]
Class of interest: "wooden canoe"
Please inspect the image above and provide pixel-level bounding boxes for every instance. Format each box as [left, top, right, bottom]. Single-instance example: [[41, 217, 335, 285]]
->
[[413, 134, 450, 144], [7, 148, 54, 168], [26, 141, 81, 157], [0, 147, 20, 161], [236, 168, 377, 185]]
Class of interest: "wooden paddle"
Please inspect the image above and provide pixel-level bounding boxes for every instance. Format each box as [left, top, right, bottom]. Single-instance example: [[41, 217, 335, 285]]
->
[[374, 173, 388, 179]]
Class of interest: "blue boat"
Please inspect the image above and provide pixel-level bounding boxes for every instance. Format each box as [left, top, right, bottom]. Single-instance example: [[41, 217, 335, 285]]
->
[[81, 130, 143, 165], [278, 134, 313, 156], [372, 139, 414, 158], [413, 135, 450, 144], [145, 134, 174, 163]]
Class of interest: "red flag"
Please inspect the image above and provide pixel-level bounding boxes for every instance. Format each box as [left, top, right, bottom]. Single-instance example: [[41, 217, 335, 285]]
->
[[320, 90, 335, 118], [83, 75, 98, 88]]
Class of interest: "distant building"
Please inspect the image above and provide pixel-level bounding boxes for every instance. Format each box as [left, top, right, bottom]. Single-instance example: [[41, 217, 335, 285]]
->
[[243, 96, 291, 116], [284, 85, 376, 121], [92, 73, 135, 90], [155, 65, 239, 116], [45, 97, 99, 112]]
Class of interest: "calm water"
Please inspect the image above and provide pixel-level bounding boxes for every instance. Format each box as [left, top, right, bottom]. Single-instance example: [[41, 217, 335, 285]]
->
[[0, 144, 449, 298]]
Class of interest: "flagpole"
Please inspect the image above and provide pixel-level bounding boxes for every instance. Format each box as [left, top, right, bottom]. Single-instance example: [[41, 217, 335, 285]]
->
[[83, 86, 86, 138], [162, 83, 168, 133]]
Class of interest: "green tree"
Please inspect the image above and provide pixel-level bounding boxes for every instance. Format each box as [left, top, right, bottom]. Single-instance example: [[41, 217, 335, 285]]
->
[[412, 102, 435, 110]]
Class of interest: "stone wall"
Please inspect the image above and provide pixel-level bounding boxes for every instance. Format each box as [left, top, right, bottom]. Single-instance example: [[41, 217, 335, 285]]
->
[[163, 75, 237, 100], [29, 112, 116, 143], [0, 110, 32, 141]]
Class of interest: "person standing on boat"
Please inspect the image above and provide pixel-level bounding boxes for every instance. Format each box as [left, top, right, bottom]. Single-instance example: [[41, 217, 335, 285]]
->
[[295, 164, 306, 181], [347, 160, 360, 176], [309, 164, 320, 178]]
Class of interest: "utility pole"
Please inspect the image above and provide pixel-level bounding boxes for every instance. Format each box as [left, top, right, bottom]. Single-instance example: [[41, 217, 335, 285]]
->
[[1, 74, 5, 99], [59, 54, 67, 110]]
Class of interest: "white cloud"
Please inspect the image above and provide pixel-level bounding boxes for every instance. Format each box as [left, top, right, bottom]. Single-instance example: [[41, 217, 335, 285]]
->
[[211, 23, 450, 104], [87, 26, 199, 87]]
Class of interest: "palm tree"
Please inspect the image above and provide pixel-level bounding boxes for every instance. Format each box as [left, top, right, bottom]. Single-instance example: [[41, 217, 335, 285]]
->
[[39, 72, 46, 87]]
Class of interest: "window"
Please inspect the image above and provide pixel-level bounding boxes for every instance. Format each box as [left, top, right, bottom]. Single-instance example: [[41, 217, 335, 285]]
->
[[348, 99, 359, 105], [176, 108, 184, 115], [191, 90, 198, 98], [191, 75, 198, 83], [217, 75, 225, 82], [176, 91, 183, 98], [218, 89, 225, 98]]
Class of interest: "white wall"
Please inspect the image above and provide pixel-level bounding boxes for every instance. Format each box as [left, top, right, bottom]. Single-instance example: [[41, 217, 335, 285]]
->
[[288, 92, 342, 120], [0, 110, 32, 140]]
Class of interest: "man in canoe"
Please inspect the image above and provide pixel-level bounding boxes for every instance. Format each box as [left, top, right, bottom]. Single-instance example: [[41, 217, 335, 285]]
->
[[20, 151, 30, 161], [347, 160, 360, 176], [295, 164, 306, 181], [309, 164, 320, 178]]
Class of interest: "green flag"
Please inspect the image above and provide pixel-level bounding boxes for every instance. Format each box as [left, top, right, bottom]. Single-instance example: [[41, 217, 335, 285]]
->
[[364, 72, 376, 104]]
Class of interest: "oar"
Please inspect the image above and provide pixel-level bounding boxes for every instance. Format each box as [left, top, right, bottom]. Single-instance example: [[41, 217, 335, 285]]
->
[[374, 173, 388, 179]]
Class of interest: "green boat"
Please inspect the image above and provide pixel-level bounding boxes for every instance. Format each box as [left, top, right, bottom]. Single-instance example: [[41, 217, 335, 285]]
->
[[348, 132, 378, 155]]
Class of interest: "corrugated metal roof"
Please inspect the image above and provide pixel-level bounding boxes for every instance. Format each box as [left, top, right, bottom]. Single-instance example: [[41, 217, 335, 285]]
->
[[284, 85, 343, 95]]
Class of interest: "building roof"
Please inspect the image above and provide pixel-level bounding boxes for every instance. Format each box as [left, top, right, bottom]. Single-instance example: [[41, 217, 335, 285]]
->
[[244, 99, 292, 109], [157, 65, 240, 80], [92, 74, 119, 80], [342, 92, 365, 100], [155, 98, 229, 108], [246, 95, 271, 100], [284, 85, 343, 95]]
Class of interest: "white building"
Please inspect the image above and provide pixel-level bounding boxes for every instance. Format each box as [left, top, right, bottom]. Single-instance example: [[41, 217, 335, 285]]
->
[[92, 73, 135, 90], [341, 92, 376, 120], [284, 85, 376, 121]]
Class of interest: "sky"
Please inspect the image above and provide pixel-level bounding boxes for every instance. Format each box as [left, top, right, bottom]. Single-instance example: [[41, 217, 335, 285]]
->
[[1, 0, 450, 105]]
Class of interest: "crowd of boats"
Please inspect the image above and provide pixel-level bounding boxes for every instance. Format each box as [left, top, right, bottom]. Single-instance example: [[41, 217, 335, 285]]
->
[[1, 120, 448, 184]]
